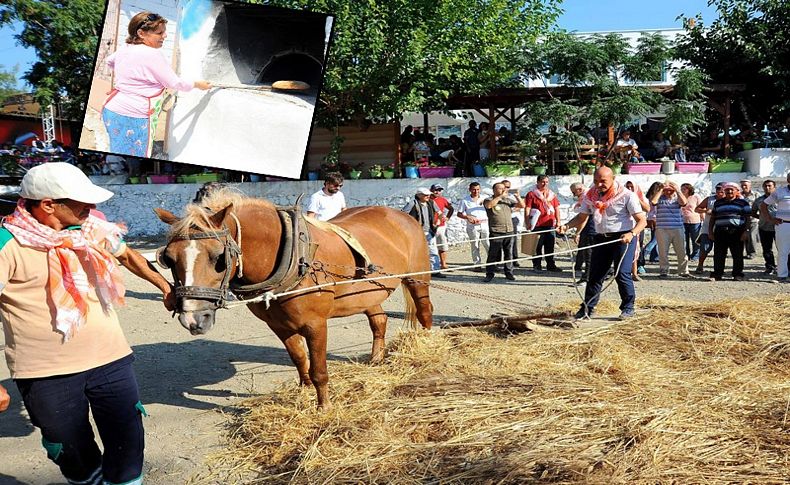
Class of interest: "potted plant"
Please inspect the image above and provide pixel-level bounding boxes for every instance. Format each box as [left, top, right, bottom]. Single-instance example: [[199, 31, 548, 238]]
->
[[403, 160, 419, 178], [368, 164, 384, 179], [347, 163, 363, 180], [582, 162, 596, 175], [382, 163, 396, 179], [567, 160, 581, 175]]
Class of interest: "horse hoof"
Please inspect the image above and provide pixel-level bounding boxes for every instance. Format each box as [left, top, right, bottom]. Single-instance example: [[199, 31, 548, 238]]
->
[[317, 402, 333, 412]]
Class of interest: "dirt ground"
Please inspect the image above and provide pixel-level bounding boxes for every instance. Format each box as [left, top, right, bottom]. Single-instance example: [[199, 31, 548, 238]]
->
[[1, 242, 787, 484]]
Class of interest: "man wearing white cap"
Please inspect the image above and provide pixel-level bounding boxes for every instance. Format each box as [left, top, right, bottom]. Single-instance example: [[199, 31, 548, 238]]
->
[[403, 187, 443, 277], [0, 163, 174, 485]]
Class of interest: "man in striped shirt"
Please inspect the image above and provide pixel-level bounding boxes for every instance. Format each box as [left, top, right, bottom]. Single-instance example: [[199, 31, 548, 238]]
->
[[709, 182, 752, 281], [649, 181, 689, 278]]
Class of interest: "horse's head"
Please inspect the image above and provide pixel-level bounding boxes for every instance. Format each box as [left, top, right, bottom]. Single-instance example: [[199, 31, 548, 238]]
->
[[154, 204, 239, 335]]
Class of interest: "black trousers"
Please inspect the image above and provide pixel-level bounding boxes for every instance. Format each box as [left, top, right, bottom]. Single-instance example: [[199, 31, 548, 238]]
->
[[712, 228, 745, 278], [533, 225, 557, 269], [487, 230, 515, 276], [15, 354, 145, 485], [759, 228, 776, 271]]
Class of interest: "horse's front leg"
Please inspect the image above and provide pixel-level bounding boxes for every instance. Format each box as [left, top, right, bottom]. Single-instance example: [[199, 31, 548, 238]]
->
[[300, 321, 331, 410], [268, 324, 312, 387], [365, 305, 388, 364]]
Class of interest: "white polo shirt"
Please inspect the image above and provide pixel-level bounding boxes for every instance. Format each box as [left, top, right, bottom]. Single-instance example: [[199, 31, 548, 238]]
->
[[764, 185, 790, 220], [307, 189, 346, 221], [457, 195, 488, 226], [580, 189, 643, 234]]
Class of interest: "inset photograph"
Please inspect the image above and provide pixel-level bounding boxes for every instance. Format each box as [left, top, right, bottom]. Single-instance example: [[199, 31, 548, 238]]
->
[[79, 0, 333, 179]]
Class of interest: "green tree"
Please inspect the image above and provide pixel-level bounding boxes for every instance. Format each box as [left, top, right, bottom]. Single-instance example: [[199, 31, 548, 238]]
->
[[259, 0, 561, 127], [675, 0, 790, 124], [0, 64, 23, 104], [519, 31, 672, 141], [0, 0, 103, 119]]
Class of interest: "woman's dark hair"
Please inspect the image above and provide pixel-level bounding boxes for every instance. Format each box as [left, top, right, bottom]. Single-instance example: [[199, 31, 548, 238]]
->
[[126, 12, 167, 44], [681, 183, 695, 195], [645, 181, 663, 199]]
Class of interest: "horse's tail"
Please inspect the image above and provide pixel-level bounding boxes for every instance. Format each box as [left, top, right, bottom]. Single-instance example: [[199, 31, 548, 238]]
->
[[401, 280, 420, 330]]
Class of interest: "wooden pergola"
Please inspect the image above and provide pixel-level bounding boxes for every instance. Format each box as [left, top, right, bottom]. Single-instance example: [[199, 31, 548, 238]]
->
[[439, 83, 745, 159]]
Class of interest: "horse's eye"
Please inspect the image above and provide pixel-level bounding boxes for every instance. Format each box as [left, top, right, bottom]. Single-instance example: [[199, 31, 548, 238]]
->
[[215, 255, 226, 273]]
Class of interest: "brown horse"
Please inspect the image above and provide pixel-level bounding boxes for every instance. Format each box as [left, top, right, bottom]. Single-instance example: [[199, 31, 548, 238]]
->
[[154, 190, 433, 409]]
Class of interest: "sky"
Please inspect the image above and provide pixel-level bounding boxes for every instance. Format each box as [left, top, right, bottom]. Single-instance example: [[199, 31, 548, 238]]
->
[[0, 0, 721, 91], [557, 0, 719, 32]]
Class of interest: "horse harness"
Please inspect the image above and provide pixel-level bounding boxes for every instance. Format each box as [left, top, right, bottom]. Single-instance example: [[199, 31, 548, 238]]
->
[[162, 201, 315, 311]]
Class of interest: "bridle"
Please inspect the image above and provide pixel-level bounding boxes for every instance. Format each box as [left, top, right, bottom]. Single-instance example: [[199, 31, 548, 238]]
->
[[160, 222, 242, 311]]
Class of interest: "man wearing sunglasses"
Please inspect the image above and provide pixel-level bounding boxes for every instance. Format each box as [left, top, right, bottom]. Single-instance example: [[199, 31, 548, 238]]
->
[[307, 172, 347, 221], [0, 163, 174, 485]]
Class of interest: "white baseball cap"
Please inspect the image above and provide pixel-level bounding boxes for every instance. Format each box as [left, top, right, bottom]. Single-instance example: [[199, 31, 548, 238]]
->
[[20, 162, 114, 204], [416, 187, 431, 196]]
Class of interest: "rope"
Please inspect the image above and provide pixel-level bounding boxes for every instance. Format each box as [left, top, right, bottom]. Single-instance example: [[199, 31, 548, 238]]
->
[[223, 237, 624, 309], [444, 226, 556, 247]]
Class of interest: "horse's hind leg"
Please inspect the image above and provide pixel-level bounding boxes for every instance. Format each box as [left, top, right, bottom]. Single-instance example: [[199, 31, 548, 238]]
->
[[365, 305, 388, 364], [300, 321, 331, 410], [268, 324, 312, 387], [405, 278, 433, 330]]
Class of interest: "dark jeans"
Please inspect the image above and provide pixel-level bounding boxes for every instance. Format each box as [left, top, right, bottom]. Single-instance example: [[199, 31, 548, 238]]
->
[[487, 230, 515, 277], [582, 233, 637, 314], [712, 228, 745, 278], [684, 222, 701, 260], [533, 225, 557, 269], [15, 354, 145, 485], [759, 228, 776, 271]]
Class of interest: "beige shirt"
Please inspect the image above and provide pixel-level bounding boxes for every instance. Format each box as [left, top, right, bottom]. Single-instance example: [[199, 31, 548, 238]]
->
[[0, 229, 131, 379]]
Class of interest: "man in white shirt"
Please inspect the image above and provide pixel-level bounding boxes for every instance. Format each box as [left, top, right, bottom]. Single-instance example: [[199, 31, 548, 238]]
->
[[762, 172, 790, 282], [306, 172, 347, 221], [456, 181, 489, 271], [615, 131, 644, 162], [560, 167, 647, 320]]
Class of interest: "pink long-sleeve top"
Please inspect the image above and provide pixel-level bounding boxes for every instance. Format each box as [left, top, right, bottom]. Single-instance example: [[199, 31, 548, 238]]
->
[[104, 44, 194, 118]]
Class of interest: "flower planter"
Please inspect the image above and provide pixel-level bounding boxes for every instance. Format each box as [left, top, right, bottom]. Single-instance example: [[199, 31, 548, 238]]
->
[[625, 162, 661, 174], [179, 173, 222, 184], [472, 163, 486, 177], [382, 169, 395, 179], [532, 165, 547, 175], [484, 164, 521, 177], [147, 174, 177, 184], [676, 162, 709, 174], [307, 171, 320, 181], [128, 177, 143, 184], [709, 161, 744, 173], [404, 166, 419, 178], [348, 170, 362, 180], [611, 164, 623, 175], [582, 165, 596, 175], [418, 166, 454, 178]]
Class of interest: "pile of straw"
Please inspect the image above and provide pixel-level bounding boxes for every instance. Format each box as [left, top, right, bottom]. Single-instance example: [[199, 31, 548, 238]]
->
[[209, 295, 790, 483]]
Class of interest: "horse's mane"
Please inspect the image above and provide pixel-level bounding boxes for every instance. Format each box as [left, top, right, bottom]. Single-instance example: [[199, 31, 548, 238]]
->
[[169, 187, 275, 235]]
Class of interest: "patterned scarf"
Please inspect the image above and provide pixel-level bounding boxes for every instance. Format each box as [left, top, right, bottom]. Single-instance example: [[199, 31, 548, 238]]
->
[[530, 187, 556, 216], [3, 201, 126, 340], [584, 181, 629, 226]]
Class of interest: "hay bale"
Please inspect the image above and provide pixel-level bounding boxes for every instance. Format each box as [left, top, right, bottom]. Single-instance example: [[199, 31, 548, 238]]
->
[[208, 295, 790, 484]]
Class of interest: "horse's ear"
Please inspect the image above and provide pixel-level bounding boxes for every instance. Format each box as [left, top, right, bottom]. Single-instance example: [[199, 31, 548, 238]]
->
[[154, 208, 180, 225], [209, 204, 233, 228]]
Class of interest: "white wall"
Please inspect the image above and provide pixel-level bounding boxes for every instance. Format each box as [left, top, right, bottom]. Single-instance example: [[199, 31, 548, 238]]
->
[[97, 173, 751, 240]]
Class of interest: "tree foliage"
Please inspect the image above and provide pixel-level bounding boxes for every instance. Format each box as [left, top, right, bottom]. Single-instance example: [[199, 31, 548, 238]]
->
[[0, 64, 23, 104], [258, 0, 561, 127], [0, 0, 103, 119], [675, 0, 790, 123], [519, 31, 673, 135]]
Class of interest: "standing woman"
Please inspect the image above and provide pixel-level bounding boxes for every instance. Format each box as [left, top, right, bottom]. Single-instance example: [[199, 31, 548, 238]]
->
[[102, 12, 212, 157]]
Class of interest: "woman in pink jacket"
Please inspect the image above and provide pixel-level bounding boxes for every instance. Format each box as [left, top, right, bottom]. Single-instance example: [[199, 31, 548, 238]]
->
[[102, 12, 211, 157]]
